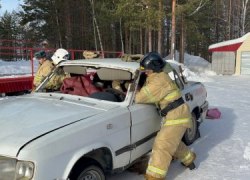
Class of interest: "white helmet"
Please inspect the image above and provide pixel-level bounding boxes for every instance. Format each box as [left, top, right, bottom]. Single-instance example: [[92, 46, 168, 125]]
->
[[51, 48, 70, 65]]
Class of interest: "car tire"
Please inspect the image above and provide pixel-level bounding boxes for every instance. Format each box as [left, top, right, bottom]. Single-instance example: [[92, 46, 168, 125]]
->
[[182, 112, 199, 145], [76, 165, 105, 180]]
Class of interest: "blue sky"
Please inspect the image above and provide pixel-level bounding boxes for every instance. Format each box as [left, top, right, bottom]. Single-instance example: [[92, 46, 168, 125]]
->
[[0, 0, 23, 14]]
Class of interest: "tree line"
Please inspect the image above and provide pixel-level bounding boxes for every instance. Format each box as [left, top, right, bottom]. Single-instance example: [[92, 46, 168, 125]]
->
[[0, 0, 249, 61]]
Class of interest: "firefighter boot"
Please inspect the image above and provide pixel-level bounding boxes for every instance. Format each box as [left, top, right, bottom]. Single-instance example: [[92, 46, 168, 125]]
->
[[181, 152, 196, 170], [144, 174, 165, 180], [128, 156, 149, 174], [182, 162, 196, 170]]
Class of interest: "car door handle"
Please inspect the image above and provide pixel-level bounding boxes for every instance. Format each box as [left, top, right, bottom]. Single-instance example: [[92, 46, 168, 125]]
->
[[185, 93, 193, 101], [107, 123, 113, 129]]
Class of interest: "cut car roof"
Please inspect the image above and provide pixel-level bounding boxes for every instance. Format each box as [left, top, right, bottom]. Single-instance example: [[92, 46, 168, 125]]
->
[[60, 58, 140, 73]]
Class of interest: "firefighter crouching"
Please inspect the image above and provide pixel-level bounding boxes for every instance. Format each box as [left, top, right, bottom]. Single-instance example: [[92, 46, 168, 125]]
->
[[135, 52, 196, 180]]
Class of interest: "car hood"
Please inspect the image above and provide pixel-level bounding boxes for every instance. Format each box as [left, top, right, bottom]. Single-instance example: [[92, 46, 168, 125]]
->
[[0, 93, 118, 157]]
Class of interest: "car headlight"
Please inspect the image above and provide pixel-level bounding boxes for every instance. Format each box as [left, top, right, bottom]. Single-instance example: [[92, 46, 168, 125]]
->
[[0, 156, 34, 180], [0, 156, 16, 180], [16, 161, 34, 180]]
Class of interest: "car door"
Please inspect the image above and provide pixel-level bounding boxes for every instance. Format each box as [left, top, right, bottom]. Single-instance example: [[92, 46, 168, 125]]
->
[[128, 71, 161, 163], [129, 103, 161, 162]]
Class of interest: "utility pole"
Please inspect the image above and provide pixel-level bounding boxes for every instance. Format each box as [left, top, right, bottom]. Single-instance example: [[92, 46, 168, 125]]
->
[[170, 0, 176, 60]]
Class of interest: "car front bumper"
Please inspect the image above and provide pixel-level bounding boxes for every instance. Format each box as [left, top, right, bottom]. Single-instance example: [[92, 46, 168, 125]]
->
[[199, 100, 209, 122]]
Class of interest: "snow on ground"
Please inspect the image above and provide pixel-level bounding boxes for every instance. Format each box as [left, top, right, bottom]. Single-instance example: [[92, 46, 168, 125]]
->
[[106, 75, 250, 180], [1, 55, 250, 179], [0, 59, 38, 76], [165, 52, 216, 82]]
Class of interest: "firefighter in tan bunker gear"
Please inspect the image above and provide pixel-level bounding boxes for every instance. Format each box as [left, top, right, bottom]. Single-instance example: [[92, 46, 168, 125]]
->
[[46, 48, 71, 90], [112, 80, 130, 92], [34, 49, 70, 90], [83, 50, 100, 59], [33, 50, 54, 88], [135, 52, 196, 180]]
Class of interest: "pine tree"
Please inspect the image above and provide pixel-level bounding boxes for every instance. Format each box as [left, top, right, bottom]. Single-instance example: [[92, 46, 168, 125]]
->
[[0, 11, 22, 60]]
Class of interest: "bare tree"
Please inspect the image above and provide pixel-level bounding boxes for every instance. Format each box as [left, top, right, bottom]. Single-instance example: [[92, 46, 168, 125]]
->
[[157, 0, 163, 54], [89, 0, 104, 55], [170, 0, 176, 60], [241, 0, 249, 35], [188, 0, 209, 16], [54, 2, 62, 47], [119, 18, 124, 53], [148, 27, 152, 52]]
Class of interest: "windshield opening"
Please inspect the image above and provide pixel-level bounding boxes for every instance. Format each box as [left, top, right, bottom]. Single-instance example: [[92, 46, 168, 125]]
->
[[36, 65, 133, 102]]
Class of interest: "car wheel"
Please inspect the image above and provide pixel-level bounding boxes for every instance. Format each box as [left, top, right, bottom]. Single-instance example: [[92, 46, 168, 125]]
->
[[77, 165, 105, 180], [183, 112, 199, 145]]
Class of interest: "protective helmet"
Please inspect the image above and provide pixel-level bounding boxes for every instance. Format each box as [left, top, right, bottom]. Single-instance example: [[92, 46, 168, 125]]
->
[[51, 48, 70, 65], [140, 52, 166, 72], [34, 50, 46, 59]]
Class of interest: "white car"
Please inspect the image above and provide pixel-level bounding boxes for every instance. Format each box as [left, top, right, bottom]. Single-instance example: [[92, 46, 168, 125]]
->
[[0, 58, 208, 180]]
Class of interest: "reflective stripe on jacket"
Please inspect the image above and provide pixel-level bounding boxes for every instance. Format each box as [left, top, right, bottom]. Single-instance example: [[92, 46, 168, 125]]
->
[[135, 72, 191, 127]]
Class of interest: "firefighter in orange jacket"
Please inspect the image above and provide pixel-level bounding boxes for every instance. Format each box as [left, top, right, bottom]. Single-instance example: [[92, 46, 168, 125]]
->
[[135, 52, 196, 180]]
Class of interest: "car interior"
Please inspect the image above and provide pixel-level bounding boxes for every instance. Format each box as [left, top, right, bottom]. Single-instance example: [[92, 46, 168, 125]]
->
[[38, 64, 183, 102], [42, 65, 135, 102]]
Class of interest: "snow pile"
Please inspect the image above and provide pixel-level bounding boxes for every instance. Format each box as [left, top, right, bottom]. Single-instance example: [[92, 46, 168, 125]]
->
[[165, 52, 216, 82]]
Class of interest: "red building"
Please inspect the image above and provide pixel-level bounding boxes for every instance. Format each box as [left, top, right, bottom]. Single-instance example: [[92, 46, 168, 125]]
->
[[209, 33, 250, 75]]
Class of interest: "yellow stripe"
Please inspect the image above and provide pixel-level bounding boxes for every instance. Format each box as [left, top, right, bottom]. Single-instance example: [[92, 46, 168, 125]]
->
[[164, 118, 190, 126], [143, 87, 156, 102], [182, 151, 193, 163], [164, 90, 181, 101], [114, 85, 122, 90], [34, 76, 43, 83], [147, 165, 166, 176]]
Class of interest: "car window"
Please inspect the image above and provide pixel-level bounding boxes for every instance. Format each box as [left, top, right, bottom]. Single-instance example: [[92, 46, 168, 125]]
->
[[37, 65, 134, 103], [171, 69, 184, 90], [132, 70, 184, 96]]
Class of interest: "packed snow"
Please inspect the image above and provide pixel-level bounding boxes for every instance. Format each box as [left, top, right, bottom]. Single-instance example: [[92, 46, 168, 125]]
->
[[0, 59, 38, 77], [107, 75, 250, 180], [1, 54, 250, 180]]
